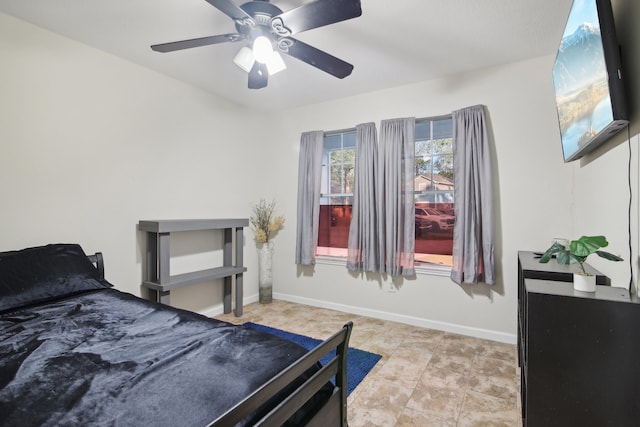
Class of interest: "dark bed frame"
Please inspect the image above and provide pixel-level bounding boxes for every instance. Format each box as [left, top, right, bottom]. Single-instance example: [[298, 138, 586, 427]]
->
[[88, 252, 352, 427]]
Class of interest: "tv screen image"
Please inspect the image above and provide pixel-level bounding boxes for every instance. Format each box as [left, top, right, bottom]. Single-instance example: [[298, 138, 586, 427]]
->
[[552, 0, 628, 162]]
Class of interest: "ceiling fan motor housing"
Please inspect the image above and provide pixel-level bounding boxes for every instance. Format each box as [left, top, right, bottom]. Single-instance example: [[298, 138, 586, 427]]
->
[[237, 1, 284, 40]]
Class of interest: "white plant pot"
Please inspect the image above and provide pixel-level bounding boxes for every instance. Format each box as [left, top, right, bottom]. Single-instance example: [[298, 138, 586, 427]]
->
[[258, 242, 274, 304], [573, 273, 596, 293]]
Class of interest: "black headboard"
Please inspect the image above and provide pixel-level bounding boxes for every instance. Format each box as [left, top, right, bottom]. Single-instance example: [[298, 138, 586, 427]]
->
[[87, 252, 105, 279]]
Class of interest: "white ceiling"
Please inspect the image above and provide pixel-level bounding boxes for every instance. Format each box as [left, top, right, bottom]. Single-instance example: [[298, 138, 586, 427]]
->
[[0, 0, 573, 111]]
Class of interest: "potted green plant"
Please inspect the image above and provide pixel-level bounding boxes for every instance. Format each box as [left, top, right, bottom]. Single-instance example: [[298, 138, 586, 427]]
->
[[539, 235, 623, 292]]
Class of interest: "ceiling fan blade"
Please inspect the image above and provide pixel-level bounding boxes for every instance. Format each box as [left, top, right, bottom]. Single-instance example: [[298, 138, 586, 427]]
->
[[151, 33, 242, 53], [280, 38, 353, 79], [205, 0, 253, 22], [248, 62, 268, 89], [271, 0, 362, 36]]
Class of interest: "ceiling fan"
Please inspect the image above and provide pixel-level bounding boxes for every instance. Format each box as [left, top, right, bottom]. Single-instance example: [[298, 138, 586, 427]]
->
[[151, 0, 362, 89]]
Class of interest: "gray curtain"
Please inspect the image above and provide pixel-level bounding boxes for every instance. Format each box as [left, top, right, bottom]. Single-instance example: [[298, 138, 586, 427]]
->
[[377, 118, 416, 276], [347, 123, 379, 272], [450, 105, 495, 285], [295, 130, 324, 265]]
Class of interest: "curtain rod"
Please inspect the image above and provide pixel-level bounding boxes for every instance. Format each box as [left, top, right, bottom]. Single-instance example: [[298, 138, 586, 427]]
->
[[324, 127, 356, 136], [323, 114, 453, 136], [417, 113, 452, 122]]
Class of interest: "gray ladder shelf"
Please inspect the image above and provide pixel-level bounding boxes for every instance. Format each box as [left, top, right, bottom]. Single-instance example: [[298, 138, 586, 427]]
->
[[139, 218, 248, 316]]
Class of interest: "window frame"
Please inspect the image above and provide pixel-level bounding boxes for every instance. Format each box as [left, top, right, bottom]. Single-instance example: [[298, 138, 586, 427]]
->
[[315, 116, 455, 276]]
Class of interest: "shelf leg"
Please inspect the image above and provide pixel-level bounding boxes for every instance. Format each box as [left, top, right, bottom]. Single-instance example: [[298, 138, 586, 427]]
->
[[235, 226, 244, 317], [223, 276, 232, 314], [159, 290, 171, 305], [158, 233, 170, 286], [223, 228, 232, 314], [235, 273, 243, 317]]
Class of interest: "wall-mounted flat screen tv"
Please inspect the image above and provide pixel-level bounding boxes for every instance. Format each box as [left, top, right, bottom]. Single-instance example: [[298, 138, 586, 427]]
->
[[552, 0, 628, 162]]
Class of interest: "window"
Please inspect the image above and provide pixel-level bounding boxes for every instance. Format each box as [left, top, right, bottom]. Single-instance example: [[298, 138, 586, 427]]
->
[[316, 116, 454, 267], [414, 116, 454, 266], [317, 131, 356, 257]]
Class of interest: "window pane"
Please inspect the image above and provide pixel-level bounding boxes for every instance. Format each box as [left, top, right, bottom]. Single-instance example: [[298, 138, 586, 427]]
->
[[318, 196, 353, 250], [415, 139, 433, 156], [343, 131, 356, 148], [344, 164, 355, 193], [432, 138, 453, 155], [416, 158, 432, 177], [324, 134, 343, 151], [319, 130, 355, 256], [330, 149, 343, 164], [431, 154, 454, 178], [330, 165, 342, 193], [343, 148, 355, 192], [433, 118, 453, 139], [415, 121, 430, 140], [415, 116, 454, 266]]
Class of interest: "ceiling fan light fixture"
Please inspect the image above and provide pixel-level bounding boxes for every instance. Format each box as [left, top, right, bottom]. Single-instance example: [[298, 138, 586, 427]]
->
[[265, 51, 286, 75], [252, 36, 273, 64], [233, 46, 255, 72]]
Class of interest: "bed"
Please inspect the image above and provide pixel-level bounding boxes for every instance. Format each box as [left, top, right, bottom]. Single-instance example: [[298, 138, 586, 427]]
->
[[0, 244, 352, 426]]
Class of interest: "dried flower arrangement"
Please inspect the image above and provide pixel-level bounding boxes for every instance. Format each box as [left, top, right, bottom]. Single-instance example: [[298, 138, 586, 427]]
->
[[250, 199, 285, 243]]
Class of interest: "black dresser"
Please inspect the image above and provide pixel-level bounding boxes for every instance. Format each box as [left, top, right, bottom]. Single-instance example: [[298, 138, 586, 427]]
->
[[517, 251, 640, 426], [517, 251, 609, 365]]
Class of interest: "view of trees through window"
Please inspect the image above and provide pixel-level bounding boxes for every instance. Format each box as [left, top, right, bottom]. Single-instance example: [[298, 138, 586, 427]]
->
[[317, 116, 455, 266]]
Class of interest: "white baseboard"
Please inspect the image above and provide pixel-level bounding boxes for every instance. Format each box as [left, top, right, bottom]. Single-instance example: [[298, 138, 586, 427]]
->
[[273, 292, 517, 345], [201, 291, 516, 344], [198, 294, 259, 319]]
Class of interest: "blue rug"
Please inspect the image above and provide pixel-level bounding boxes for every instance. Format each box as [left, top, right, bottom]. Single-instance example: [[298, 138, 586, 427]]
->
[[244, 322, 381, 395]]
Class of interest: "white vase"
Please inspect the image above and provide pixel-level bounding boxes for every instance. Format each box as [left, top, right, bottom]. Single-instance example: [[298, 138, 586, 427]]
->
[[258, 242, 274, 304], [573, 273, 596, 292]]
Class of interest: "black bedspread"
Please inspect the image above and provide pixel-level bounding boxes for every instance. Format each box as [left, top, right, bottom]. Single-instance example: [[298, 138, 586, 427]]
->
[[0, 289, 325, 426]]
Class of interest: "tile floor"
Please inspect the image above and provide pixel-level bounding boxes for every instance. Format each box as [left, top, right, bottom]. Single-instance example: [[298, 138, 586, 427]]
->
[[215, 300, 522, 427]]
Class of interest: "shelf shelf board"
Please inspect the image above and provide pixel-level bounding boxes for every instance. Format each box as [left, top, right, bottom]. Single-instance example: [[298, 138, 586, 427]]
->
[[139, 219, 248, 233], [142, 266, 247, 292]]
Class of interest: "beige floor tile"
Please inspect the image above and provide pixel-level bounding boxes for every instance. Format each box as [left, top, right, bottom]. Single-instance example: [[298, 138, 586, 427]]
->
[[349, 378, 413, 425], [472, 356, 517, 380], [458, 390, 520, 426], [401, 334, 443, 353], [213, 300, 522, 426], [476, 340, 518, 362], [406, 382, 466, 420], [360, 331, 407, 359], [466, 372, 518, 402], [419, 366, 470, 390], [396, 406, 457, 426], [427, 352, 474, 374], [439, 335, 486, 357], [349, 406, 401, 427], [374, 349, 431, 388]]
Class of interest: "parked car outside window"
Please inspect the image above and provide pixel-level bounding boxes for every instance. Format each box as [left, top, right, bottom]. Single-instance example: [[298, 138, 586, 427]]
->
[[415, 207, 455, 233]]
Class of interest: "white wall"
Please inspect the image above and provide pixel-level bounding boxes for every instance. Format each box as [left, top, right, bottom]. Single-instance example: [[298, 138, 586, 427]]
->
[[570, 0, 640, 291], [0, 12, 272, 314], [268, 56, 575, 342]]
